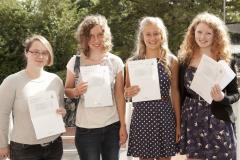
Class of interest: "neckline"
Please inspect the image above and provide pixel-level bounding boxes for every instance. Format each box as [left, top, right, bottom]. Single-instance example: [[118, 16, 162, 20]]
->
[[22, 70, 45, 82], [82, 53, 110, 65]]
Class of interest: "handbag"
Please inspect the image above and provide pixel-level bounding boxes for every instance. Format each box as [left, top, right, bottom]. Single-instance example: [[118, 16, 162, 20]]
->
[[63, 55, 80, 127]]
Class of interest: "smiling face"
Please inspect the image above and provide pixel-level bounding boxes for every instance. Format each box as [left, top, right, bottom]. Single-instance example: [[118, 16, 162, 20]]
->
[[142, 23, 162, 51], [194, 22, 214, 50], [26, 40, 49, 68], [88, 25, 105, 53]]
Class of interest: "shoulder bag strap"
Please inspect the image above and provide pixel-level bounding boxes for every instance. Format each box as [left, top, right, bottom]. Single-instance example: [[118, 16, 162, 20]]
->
[[73, 54, 80, 86]]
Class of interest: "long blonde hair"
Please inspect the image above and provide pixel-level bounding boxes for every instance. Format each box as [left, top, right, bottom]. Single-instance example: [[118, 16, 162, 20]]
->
[[132, 16, 171, 74], [178, 12, 231, 65]]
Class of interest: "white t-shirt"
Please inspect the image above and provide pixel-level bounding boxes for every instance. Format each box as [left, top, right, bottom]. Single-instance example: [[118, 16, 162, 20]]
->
[[66, 53, 124, 128]]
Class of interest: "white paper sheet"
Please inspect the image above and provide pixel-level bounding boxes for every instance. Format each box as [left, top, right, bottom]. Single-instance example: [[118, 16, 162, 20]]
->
[[128, 58, 161, 102], [28, 91, 65, 139], [190, 55, 235, 104], [80, 65, 113, 108]]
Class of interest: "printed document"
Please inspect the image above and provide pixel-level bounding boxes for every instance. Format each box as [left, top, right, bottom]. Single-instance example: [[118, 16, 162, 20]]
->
[[28, 91, 65, 139], [80, 65, 113, 107], [190, 55, 235, 104], [128, 58, 161, 102]]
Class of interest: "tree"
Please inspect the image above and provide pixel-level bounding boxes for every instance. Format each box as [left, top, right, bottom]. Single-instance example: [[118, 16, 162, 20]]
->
[[0, 0, 80, 82], [0, 0, 30, 81], [1, 0, 239, 82]]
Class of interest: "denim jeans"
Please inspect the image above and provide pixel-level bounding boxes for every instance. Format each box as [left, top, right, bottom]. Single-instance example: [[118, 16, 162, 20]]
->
[[10, 137, 63, 160], [75, 121, 120, 160]]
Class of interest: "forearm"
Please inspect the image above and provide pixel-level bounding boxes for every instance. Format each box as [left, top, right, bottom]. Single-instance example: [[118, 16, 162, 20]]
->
[[0, 115, 10, 148], [172, 91, 181, 127], [116, 95, 126, 126], [65, 88, 80, 98]]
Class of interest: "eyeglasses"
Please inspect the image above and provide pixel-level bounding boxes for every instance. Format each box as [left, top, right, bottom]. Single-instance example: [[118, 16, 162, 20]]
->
[[28, 50, 49, 57]]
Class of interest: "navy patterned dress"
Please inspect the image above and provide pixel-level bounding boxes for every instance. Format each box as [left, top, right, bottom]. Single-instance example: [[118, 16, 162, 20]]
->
[[127, 62, 177, 158], [179, 66, 237, 160]]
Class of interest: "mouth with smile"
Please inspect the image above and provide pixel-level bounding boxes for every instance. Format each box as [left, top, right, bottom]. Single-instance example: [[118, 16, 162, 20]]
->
[[198, 40, 209, 44], [91, 43, 102, 48], [148, 41, 159, 45]]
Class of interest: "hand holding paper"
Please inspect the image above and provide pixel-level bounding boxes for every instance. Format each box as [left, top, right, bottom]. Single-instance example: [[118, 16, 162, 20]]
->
[[190, 55, 235, 104], [80, 65, 113, 108], [28, 91, 66, 139], [128, 58, 161, 102], [124, 85, 140, 98]]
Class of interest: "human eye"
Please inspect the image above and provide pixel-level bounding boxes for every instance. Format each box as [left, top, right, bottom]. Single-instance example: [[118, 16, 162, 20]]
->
[[42, 50, 49, 56], [207, 32, 212, 35], [196, 30, 202, 34], [29, 50, 39, 54], [89, 34, 94, 39], [145, 33, 151, 37], [153, 32, 160, 36], [97, 33, 104, 38]]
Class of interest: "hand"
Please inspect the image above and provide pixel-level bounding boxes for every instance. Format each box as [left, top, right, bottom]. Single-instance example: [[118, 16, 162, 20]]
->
[[176, 126, 181, 143], [124, 85, 140, 98], [56, 107, 66, 117], [75, 82, 88, 95], [0, 147, 9, 159], [211, 84, 224, 102], [119, 125, 128, 145]]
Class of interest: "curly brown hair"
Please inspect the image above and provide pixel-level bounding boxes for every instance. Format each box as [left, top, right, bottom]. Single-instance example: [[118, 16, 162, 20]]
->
[[75, 14, 113, 57], [178, 12, 231, 65]]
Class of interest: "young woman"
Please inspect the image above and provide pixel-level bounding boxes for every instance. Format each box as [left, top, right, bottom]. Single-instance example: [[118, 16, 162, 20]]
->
[[65, 14, 127, 160], [178, 12, 239, 160], [0, 35, 65, 160], [125, 17, 180, 160]]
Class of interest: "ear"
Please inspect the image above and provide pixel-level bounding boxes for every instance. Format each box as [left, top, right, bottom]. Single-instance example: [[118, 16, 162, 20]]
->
[[24, 50, 28, 58]]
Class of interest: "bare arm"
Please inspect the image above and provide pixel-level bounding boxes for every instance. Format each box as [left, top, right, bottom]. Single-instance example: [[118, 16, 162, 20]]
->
[[65, 70, 87, 98], [124, 64, 140, 98], [115, 70, 128, 145], [170, 56, 181, 142]]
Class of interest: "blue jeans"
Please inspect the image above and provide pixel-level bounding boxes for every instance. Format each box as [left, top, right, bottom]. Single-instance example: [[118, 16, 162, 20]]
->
[[75, 121, 120, 160], [10, 137, 63, 160]]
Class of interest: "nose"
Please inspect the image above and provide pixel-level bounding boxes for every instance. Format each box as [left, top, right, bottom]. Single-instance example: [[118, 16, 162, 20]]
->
[[91, 35, 100, 43], [199, 33, 207, 40], [149, 34, 156, 41], [38, 52, 44, 58]]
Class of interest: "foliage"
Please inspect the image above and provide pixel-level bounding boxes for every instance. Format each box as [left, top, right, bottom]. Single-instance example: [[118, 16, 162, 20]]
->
[[0, 0, 80, 82], [226, 0, 240, 23], [0, 0, 239, 83], [0, 0, 30, 81]]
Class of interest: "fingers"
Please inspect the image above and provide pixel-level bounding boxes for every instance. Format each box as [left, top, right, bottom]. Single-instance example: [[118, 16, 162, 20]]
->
[[76, 82, 88, 95], [211, 84, 224, 102], [176, 128, 181, 143], [119, 135, 127, 145], [0, 154, 9, 159], [119, 126, 128, 145], [56, 108, 66, 117], [124, 85, 140, 98], [211, 84, 220, 95], [176, 132, 181, 143], [0, 147, 9, 159]]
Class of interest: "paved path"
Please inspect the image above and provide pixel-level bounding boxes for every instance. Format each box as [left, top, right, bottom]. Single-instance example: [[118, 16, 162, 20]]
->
[[62, 126, 187, 160], [62, 144, 187, 160]]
